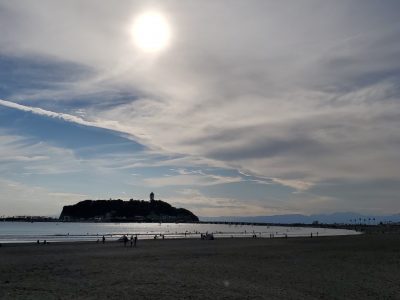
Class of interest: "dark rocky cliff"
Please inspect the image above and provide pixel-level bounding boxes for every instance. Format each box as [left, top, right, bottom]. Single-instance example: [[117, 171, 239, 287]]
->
[[59, 199, 199, 222]]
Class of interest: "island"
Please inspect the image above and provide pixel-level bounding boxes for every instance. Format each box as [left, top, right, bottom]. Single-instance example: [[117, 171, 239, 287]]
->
[[59, 192, 199, 223]]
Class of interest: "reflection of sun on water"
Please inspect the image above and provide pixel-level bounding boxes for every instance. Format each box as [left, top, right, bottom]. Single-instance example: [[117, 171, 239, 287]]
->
[[131, 12, 171, 52]]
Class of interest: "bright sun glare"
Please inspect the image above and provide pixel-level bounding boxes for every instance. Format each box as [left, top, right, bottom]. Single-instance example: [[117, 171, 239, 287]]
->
[[131, 12, 171, 52]]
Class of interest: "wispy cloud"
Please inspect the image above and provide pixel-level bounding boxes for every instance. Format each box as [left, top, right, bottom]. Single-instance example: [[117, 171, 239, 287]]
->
[[0, 178, 88, 216], [166, 189, 289, 217], [143, 172, 242, 187]]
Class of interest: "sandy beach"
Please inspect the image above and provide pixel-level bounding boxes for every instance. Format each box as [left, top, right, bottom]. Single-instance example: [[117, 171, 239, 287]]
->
[[0, 234, 399, 299]]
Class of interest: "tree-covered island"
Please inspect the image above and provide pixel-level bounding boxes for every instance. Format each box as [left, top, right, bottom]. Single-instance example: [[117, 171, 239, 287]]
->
[[59, 193, 198, 223]]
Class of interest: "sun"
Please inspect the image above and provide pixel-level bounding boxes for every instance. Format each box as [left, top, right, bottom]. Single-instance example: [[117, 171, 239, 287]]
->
[[131, 12, 171, 52]]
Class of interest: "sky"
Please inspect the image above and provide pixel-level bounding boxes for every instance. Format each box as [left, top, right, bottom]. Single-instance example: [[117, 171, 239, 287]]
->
[[0, 0, 400, 217]]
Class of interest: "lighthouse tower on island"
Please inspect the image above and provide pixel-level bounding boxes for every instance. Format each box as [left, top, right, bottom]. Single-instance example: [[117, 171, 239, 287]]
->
[[150, 192, 155, 202]]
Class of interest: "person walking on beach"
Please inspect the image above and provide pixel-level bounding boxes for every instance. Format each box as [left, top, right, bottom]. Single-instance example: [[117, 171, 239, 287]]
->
[[102, 235, 105, 244], [123, 235, 128, 247], [134, 235, 137, 247]]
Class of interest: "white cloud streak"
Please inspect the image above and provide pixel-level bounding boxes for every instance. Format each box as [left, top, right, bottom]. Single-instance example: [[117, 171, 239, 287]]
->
[[0, 98, 96, 127]]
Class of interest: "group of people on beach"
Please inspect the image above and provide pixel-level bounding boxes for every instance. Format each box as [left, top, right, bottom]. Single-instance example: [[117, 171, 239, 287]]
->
[[36, 240, 49, 245], [153, 234, 165, 239], [96, 234, 138, 247], [122, 235, 138, 247]]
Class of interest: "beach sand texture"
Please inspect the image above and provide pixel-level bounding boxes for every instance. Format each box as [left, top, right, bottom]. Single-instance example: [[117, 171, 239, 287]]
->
[[0, 234, 399, 299]]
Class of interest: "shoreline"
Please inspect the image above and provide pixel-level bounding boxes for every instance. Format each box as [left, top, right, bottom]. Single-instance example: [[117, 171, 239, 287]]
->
[[0, 232, 360, 247], [1, 218, 388, 228], [0, 222, 361, 244], [0, 229, 360, 244]]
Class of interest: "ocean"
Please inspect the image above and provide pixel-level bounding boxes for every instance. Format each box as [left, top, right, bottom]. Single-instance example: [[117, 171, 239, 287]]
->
[[0, 221, 359, 243]]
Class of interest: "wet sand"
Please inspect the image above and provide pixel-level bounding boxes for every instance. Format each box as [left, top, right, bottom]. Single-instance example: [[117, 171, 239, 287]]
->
[[0, 234, 399, 299]]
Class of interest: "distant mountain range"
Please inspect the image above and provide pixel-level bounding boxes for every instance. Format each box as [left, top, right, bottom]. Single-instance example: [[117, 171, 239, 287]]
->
[[200, 212, 400, 224]]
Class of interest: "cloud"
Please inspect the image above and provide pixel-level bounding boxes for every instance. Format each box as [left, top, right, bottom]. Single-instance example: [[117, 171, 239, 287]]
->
[[143, 169, 242, 187], [0, 134, 82, 175], [166, 189, 289, 217], [0, 98, 98, 127], [0, 98, 152, 147], [0, 132, 142, 177], [0, 178, 88, 216], [271, 178, 314, 192], [1, 1, 400, 214]]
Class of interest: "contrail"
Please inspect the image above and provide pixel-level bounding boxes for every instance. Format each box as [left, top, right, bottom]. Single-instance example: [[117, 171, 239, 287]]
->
[[0, 98, 97, 127], [0, 98, 149, 147]]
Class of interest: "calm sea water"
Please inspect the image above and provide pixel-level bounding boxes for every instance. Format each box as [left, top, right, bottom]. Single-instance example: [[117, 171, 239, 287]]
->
[[0, 222, 359, 243]]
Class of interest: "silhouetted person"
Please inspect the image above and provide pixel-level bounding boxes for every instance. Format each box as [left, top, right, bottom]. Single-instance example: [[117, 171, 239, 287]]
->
[[37, 240, 40, 244], [102, 235, 105, 244], [123, 235, 128, 247], [134, 236, 137, 247]]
